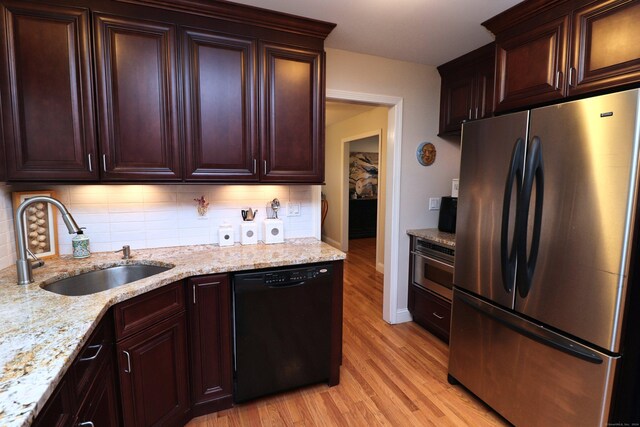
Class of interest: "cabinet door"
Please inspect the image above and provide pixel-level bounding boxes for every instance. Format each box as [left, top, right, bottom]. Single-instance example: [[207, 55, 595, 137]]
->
[[439, 68, 475, 135], [94, 13, 181, 181], [117, 313, 189, 427], [495, 16, 569, 112], [32, 378, 75, 427], [569, 0, 640, 96], [187, 275, 233, 415], [0, 2, 97, 180], [475, 53, 495, 120], [182, 28, 258, 181], [76, 356, 120, 427], [260, 43, 323, 183]]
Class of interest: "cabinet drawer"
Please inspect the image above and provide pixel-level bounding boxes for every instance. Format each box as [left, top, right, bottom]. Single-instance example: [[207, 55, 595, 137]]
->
[[114, 281, 184, 340], [72, 311, 113, 400], [410, 285, 451, 342]]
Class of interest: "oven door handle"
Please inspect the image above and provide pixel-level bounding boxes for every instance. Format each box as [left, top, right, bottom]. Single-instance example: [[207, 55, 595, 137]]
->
[[411, 251, 454, 274]]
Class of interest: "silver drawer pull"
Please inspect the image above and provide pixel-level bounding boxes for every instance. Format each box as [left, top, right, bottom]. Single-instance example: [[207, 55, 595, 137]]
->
[[78, 344, 102, 362], [78, 422, 95, 427], [123, 350, 132, 373], [432, 312, 444, 320]]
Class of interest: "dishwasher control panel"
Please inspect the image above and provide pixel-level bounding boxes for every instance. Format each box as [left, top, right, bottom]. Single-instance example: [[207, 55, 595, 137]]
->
[[264, 267, 330, 285]]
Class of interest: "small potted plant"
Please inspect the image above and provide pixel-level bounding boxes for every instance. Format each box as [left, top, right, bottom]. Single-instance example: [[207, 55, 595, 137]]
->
[[194, 195, 209, 217]]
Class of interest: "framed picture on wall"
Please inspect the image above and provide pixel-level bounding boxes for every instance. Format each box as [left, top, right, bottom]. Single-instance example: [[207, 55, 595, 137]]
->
[[12, 191, 59, 259]]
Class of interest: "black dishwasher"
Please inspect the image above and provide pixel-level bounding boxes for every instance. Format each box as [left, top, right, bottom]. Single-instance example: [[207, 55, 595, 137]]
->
[[232, 264, 333, 402]]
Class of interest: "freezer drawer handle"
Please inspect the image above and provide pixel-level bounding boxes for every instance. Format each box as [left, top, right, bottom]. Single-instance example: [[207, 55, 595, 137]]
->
[[516, 136, 544, 298], [500, 137, 525, 293], [458, 292, 603, 364]]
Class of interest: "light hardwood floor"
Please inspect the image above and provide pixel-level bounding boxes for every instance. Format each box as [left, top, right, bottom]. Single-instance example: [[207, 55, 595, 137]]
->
[[187, 238, 508, 426]]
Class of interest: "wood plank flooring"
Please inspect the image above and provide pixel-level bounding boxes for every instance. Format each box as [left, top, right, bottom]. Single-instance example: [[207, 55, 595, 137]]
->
[[187, 238, 508, 426]]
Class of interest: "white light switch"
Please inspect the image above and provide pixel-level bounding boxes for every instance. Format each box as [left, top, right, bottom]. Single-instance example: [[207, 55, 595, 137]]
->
[[429, 198, 441, 211], [287, 202, 301, 216]]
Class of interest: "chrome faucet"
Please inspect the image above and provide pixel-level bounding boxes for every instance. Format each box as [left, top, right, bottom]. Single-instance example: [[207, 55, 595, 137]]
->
[[15, 196, 81, 285]]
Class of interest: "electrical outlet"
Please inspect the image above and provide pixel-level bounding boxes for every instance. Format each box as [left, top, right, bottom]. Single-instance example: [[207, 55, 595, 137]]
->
[[429, 198, 441, 211], [287, 202, 301, 216]]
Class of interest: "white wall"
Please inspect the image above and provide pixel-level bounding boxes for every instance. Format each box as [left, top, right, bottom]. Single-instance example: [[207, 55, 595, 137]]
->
[[326, 48, 461, 318], [2, 184, 318, 260]]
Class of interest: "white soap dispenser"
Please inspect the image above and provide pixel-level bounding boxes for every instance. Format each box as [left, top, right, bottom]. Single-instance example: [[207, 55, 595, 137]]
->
[[72, 228, 91, 258]]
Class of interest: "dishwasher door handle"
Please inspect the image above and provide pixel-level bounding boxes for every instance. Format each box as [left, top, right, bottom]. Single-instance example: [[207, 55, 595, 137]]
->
[[267, 281, 306, 289]]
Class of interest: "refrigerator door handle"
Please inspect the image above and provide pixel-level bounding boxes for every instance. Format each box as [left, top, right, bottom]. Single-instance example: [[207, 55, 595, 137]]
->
[[501, 138, 525, 293], [457, 291, 604, 364], [517, 136, 545, 298]]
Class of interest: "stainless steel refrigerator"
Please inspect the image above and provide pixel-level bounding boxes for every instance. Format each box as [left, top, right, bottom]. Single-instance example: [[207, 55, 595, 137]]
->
[[449, 89, 640, 426]]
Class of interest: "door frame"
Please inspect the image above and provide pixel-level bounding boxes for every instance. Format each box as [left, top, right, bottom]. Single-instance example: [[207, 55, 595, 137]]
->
[[326, 89, 403, 324]]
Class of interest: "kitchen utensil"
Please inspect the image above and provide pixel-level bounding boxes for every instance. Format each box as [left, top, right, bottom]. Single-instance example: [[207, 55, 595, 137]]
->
[[271, 198, 280, 219], [241, 209, 257, 221]]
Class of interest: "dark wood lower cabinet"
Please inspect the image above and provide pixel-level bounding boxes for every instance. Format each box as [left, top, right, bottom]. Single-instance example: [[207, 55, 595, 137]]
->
[[408, 284, 452, 343], [188, 275, 233, 416], [117, 313, 190, 427], [76, 355, 120, 427]]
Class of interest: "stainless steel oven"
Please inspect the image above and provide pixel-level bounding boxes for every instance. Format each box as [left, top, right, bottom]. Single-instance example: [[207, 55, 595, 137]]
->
[[411, 238, 454, 301]]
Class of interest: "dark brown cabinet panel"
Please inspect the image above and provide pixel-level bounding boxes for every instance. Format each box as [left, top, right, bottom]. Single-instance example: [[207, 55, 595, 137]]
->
[[438, 43, 495, 136], [32, 378, 75, 427], [569, 0, 640, 96], [183, 28, 258, 181], [494, 16, 569, 112], [117, 313, 190, 427], [409, 284, 451, 343], [76, 356, 120, 427], [260, 43, 324, 183], [94, 13, 181, 181], [187, 274, 233, 416], [0, 1, 97, 181]]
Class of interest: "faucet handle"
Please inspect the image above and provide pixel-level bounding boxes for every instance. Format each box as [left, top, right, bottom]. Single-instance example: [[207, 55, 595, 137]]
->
[[115, 245, 131, 259]]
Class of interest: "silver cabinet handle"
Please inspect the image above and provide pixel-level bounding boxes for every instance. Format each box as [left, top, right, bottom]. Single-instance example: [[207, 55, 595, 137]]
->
[[253, 158, 257, 174], [87, 154, 93, 172], [102, 154, 107, 172], [468, 108, 472, 120], [193, 284, 196, 304], [475, 107, 479, 120], [555, 70, 562, 90], [123, 350, 131, 373], [432, 312, 444, 320], [263, 160, 267, 175], [569, 67, 576, 87], [78, 422, 95, 427], [78, 344, 102, 362]]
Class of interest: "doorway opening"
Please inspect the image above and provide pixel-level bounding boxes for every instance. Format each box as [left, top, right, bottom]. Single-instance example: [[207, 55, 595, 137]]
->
[[322, 90, 404, 324]]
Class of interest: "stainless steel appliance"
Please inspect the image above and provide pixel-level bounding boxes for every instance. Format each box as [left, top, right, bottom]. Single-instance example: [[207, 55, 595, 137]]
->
[[411, 237, 454, 301], [232, 264, 332, 402], [450, 89, 640, 426]]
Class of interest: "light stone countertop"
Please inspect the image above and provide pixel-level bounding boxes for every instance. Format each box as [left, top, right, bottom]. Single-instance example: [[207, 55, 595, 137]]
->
[[0, 239, 345, 427], [406, 228, 456, 248]]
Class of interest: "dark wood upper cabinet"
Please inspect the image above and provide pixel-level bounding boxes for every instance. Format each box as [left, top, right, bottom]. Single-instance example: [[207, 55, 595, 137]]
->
[[182, 28, 258, 181], [438, 43, 495, 136], [93, 13, 182, 181], [486, 0, 640, 112], [0, 1, 97, 181], [260, 43, 324, 183], [569, 0, 640, 96], [494, 15, 569, 112], [187, 274, 233, 416]]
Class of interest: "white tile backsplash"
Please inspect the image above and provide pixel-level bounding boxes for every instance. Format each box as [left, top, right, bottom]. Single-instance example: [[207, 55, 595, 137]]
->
[[0, 184, 319, 261]]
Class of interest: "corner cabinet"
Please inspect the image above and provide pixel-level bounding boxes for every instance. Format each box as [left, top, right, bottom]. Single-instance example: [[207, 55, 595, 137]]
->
[[0, 1, 98, 181], [437, 43, 495, 136], [93, 13, 182, 181], [187, 274, 233, 416], [260, 43, 324, 182], [486, 0, 640, 112]]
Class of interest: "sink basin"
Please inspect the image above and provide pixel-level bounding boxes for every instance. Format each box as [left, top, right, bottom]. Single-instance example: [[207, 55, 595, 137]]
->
[[43, 264, 173, 296]]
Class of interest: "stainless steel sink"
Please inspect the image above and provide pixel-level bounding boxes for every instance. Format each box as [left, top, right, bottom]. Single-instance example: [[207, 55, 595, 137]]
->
[[43, 264, 173, 296]]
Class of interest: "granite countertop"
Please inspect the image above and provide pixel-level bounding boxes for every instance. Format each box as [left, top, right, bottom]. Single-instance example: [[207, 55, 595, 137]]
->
[[406, 228, 456, 248], [0, 239, 345, 427]]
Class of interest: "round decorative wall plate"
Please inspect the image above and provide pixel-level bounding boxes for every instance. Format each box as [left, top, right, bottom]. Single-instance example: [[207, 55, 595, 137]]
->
[[417, 142, 436, 166]]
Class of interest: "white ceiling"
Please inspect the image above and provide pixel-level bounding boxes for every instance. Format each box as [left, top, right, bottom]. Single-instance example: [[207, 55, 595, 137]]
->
[[230, 0, 522, 66]]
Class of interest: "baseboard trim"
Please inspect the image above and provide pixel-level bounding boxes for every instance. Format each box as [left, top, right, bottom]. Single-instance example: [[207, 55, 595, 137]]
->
[[394, 308, 412, 324], [376, 261, 384, 274], [322, 236, 341, 250]]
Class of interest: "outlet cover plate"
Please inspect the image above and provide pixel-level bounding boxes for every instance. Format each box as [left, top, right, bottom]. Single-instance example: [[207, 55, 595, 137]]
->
[[287, 202, 301, 216], [429, 198, 441, 211]]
